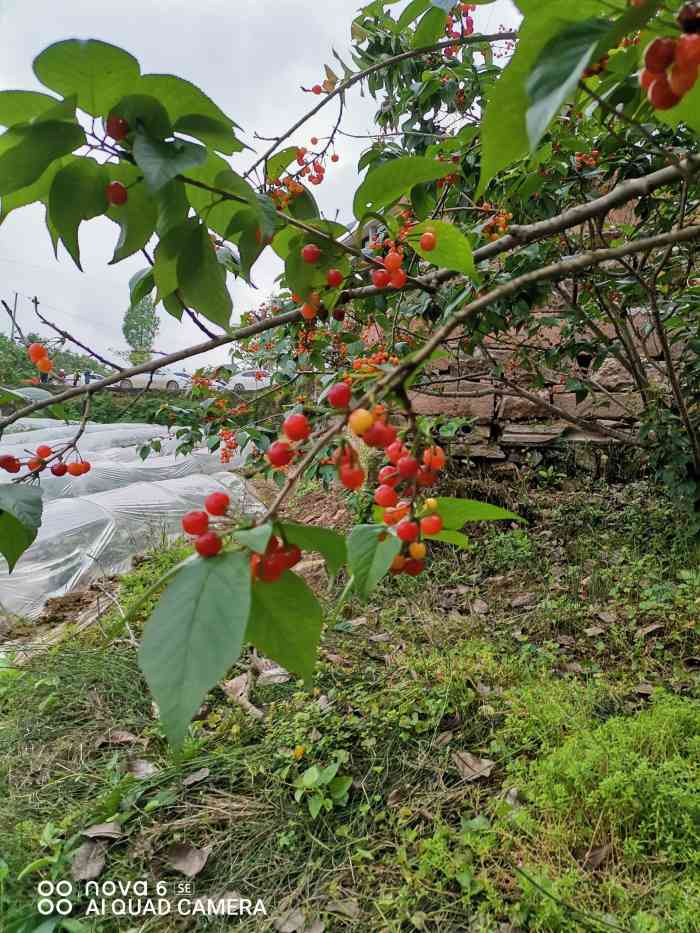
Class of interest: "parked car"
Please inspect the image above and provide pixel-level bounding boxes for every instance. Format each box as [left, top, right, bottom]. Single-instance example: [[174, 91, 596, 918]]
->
[[117, 369, 189, 392], [226, 369, 272, 392]]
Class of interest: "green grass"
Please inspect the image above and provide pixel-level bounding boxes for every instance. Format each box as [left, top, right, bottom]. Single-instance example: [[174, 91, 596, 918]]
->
[[1, 478, 699, 931]]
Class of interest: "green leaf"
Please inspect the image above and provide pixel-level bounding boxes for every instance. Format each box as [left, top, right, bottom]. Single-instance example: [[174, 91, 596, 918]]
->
[[177, 220, 232, 326], [225, 209, 265, 280], [153, 219, 193, 300], [154, 180, 190, 237], [526, 19, 610, 150], [184, 154, 251, 237], [477, 0, 601, 195], [278, 522, 347, 577], [354, 156, 448, 220], [109, 93, 172, 139], [399, 0, 430, 29], [406, 220, 475, 277], [246, 571, 322, 684], [266, 146, 298, 183], [347, 524, 401, 598], [233, 524, 273, 554], [48, 158, 108, 269], [138, 551, 252, 747], [33, 39, 140, 116], [0, 155, 68, 225], [162, 291, 184, 321], [136, 73, 244, 154], [424, 528, 471, 548], [328, 775, 352, 802], [308, 794, 323, 819], [436, 497, 521, 529], [106, 163, 157, 263], [133, 131, 207, 193], [0, 121, 84, 197], [129, 268, 155, 303], [413, 7, 446, 47], [286, 185, 320, 221], [0, 90, 59, 128], [0, 485, 43, 572]]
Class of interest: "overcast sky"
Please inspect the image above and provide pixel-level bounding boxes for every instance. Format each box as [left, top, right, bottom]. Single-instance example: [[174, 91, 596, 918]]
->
[[0, 0, 519, 370]]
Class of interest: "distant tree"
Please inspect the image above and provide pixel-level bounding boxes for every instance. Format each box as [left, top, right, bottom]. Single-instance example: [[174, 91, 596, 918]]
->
[[122, 297, 160, 365]]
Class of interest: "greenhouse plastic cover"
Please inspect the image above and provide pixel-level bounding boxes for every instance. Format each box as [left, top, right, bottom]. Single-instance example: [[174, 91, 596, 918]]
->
[[0, 418, 262, 620]]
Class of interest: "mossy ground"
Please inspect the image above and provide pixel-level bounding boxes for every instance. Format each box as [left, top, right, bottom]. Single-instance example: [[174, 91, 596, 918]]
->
[[1, 477, 700, 932]]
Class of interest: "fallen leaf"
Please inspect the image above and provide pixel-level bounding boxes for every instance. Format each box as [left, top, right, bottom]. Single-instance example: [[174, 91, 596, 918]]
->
[[273, 908, 306, 932], [71, 841, 107, 881], [317, 695, 331, 711], [683, 657, 700, 670], [348, 616, 368, 628], [584, 626, 605, 637], [596, 610, 617, 624], [183, 767, 211, 787], [505, 787, 519, 806], [638, 623, 663, 637], [557, 635, 575, 646], [584, 842, 612, 870], [165, 843, 212, 878], [369, 632, 392, 643], [510, 593, 537, 609], [563, 662, 584, 673], [305, 921, 325, 933], [82, 822, 123, 840], [95, 729, 146, 748], [475, 682, 492, 697], [635, 683, 654, 696], [309, 727, 322, 742], [451, 751, 496, 781], [127, 758, 158, 779], [257, 666, 291, 687], [387, 787, 405, 807], [435, 730, 453, 748], [326, 899, 360, 920], [472, 598, 489, 615]]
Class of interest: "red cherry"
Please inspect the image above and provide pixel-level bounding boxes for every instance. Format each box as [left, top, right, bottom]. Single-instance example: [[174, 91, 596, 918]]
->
[[363, 421, 392, 449], [0, 455, 20, 473], [36, 445, 53, 459], [374, 484, 399, 508], [204, 491, 230, 516], [326, 268, 344, 287], [80, 461, 91, 474], [416, 467, 438, 487], [397, 456, 419, 479], [383, 251, 403, 272], [419, 231, 437, 251], [27, 342, 47, 363], [331, 153, 339, 162], [67, 462, 83, 476], [283, 413, 311, 441], [301, 303, 317, 321], [327, 382, 351, 408], [639, 68, 663, 91], [182, 510, 209, 535], [196, 531, 222, 558], [106, 114, 130, 140], [332, 307, 346, 322], [27, 457, 44, 472], [51, 462, 68, 477], [339, 465, 365, 490], [677, 34, 700, 69], [301, 243, 321, 264], [268, 441, 293, 467], [404, 559, 425, 577], [312, 84, 323, 94], [390, 268, 407, 289], [421, 514, 443, 535], [397, 520, 420, 542], [648, 75, 681, 109], [423, 445, 446, 471], [669, 62, 698, 95], [283, 544, 303, 568], [644, 37, 677, 72], [372, 268, 390, 288], [259, 551, 287, 582], [310, 136, 318, 145], [385, 440, 408, 464], [378, 465, 399, 487], [106, 181, 128, 206]]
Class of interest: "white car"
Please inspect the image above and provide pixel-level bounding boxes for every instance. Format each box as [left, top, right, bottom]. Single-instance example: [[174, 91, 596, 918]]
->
[[226, 369, 272, 392], [117, 369, 189, 392]]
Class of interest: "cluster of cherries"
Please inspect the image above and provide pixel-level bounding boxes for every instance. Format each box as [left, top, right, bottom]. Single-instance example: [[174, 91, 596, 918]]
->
[[574, 149, 601, 171], [181, 491, 303, 579], [266, 412, 312, 468], [481, 209, 513, 242], [27, 342, 54, 376], [218, 427, 239, 465], [640, 13, 700, 110], [0, 444, 91, 477], [444, 3, 476, 57]]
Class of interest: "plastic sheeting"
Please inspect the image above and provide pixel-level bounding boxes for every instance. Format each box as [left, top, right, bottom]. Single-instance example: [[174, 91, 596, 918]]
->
[[0, 419, 262, 620]]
